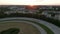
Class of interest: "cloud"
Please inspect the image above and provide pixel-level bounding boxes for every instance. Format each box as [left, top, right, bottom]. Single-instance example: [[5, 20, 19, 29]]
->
[[0, 0, 60, 5]]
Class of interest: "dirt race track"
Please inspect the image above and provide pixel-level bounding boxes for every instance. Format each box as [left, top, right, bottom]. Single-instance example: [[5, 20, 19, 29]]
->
[[0, 17, 60, 34]]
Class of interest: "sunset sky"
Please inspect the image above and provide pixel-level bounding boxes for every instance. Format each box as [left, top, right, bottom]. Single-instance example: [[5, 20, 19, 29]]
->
[[0, 0, 60, 5]]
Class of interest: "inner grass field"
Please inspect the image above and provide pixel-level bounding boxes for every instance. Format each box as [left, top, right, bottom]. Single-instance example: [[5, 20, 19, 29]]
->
[[0, 22, 40, 34]]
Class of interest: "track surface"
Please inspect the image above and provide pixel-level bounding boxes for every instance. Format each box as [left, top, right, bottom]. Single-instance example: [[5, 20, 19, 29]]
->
[[0, 17, 60, 34]]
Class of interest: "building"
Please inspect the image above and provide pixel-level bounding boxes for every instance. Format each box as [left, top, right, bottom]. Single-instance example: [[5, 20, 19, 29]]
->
[[4, 6, 38, 14]]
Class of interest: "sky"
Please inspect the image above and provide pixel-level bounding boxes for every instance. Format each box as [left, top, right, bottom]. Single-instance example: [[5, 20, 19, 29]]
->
[[0, 0, 60, 5]]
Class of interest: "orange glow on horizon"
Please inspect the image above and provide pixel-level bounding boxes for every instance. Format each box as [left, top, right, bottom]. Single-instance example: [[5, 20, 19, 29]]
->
[[26, 5, 37, 10]]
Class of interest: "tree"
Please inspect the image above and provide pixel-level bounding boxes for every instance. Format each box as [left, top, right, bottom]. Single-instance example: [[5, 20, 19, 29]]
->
[[0, 28, 20, 34]]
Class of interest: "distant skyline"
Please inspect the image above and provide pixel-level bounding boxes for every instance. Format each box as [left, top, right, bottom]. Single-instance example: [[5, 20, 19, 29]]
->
[[0, 0, 60, 5]]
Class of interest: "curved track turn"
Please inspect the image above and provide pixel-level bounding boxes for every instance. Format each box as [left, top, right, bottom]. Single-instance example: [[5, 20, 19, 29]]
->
[[0, 17, 60, 34]]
